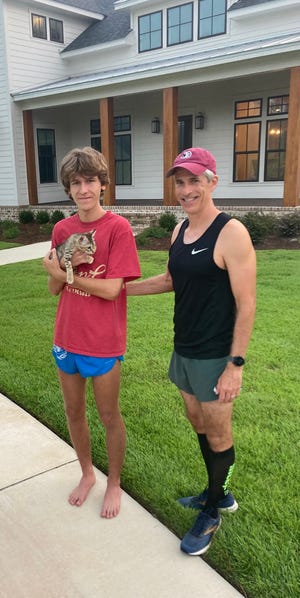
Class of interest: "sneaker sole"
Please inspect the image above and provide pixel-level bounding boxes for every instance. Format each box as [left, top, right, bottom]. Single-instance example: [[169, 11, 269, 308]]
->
[[178, 498, 239, 513], [181, 519, 222, 556], [218, 499, 239, 513]]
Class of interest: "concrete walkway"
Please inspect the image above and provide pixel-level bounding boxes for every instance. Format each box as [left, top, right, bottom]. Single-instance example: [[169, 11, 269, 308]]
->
[[0, 242, 243, 598]]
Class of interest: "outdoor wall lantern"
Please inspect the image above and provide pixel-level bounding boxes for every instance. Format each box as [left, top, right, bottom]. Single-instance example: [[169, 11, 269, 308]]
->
[[151, 117, 160, 134], [195, 112, 205, 130]]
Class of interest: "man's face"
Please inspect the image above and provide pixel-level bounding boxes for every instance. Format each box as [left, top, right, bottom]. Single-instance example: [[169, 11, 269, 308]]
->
[[173, 168, 217, 212]]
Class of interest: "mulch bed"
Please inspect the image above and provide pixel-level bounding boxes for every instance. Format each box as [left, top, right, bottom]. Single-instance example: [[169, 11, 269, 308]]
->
[[0, 223, 299, 250]]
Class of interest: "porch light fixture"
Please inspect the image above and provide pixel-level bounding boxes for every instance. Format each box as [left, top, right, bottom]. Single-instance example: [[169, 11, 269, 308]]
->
[[195, 112, 205, 130], [151, 117, 160, 134]]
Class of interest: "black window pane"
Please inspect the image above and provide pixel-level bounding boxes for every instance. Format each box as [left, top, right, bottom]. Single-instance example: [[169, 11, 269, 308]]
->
[[49, 18, 63, 43], [139, 12, 162, 52], [37, 129, 57, 183], [32, 14, 47, 39]]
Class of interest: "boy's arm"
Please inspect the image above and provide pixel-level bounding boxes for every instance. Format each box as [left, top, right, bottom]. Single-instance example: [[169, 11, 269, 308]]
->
[[43, 249, 123, 300]]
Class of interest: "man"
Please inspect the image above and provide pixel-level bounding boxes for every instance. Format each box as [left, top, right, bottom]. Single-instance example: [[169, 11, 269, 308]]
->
[[127, 148, 256, 554], [43, 147, 140, 518]]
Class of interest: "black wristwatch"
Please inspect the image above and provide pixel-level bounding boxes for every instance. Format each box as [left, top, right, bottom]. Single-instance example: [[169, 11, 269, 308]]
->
[[228, 356, 245, 367]]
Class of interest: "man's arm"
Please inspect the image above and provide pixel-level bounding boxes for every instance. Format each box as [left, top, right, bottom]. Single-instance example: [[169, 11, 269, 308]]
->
[[215, 219, 256, 402], [43, 249, 123, 300], [126, 219, 184, 296], [126, 270, 173, 295]]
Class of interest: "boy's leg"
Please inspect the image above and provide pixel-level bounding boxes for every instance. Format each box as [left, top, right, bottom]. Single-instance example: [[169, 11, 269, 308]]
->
[[58, 370, 96, 506], [92, 360, 125, 519]]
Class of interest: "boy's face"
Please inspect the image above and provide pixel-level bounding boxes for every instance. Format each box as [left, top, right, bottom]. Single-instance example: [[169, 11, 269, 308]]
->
[[69, 174, 103, 213]]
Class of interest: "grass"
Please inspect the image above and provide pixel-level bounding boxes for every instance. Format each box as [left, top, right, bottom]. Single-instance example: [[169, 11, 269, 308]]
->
[[0, 241, 21, 249], [0, 250, 299, 598]]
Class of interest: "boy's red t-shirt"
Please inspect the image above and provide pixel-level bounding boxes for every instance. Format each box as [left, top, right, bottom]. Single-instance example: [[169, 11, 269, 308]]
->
[[51, 211, 141, 357]]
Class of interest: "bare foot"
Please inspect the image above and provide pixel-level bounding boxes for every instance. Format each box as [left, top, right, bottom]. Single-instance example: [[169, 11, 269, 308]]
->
[[100, 482, 121, 518], [68, 472, 96, 507]]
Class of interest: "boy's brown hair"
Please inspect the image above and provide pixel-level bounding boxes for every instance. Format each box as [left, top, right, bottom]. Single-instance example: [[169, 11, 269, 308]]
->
[[60, 146, 110, 196]]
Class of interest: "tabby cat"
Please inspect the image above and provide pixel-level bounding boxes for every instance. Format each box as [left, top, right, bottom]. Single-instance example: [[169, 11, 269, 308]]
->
[[56, 230, 97, 284]]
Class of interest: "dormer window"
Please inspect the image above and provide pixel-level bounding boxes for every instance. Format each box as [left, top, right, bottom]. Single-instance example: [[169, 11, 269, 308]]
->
[[31, 13, 64, 44], [50, 18, 64, 44], [167, 3, 193, 46], [32, 14, 47, 40], [198, 0, 226, 39], [138, 11, 162, 52]]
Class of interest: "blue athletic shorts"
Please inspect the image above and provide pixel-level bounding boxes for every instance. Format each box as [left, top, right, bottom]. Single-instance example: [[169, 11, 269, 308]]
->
[[52, 345, 124, 378]]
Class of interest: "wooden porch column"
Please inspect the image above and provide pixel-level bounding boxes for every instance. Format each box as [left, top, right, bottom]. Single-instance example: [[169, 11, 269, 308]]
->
[[99, 98, 115, 205], [23, 110, 38, 205], [163, 87, 178, 206], [283, 66, 300, 207]]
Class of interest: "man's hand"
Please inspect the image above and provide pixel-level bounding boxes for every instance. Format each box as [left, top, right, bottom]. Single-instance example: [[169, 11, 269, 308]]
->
[[215, 363, 243, 403]]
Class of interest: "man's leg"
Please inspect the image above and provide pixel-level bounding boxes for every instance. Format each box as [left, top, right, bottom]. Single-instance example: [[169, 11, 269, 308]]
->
[[182, 391, 235, 512], [58, 370, 96, 506], [92, 360, 125, 519]]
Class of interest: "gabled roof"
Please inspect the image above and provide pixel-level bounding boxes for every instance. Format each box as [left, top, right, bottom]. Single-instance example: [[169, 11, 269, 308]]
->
[[54, 0, 111, 13], [230, 0, 275, 9], [63, 11, 131, 51], [60, 0, 130, 52]]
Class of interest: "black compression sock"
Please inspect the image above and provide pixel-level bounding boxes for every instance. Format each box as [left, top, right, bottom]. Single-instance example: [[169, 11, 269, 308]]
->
[[204, 445, 235, 516], [197, 433, 211, 478]]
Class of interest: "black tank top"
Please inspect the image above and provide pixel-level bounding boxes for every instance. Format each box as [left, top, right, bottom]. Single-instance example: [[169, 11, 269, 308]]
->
[[168, 212, 235, 358]]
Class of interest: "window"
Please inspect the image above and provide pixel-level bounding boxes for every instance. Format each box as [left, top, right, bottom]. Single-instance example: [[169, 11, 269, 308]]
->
[[267, 95, 289, 116], [138, 11, 162, 52], [264, 119, 287, 181], [235, 99, 262, 119], [31, 14, 64, 43], [198, 0, 226, 39], [114, 115, 131, 132], [167, 3, 193, 46], [37, 129, 57, 184], [90, 117, 132, 185], [178, 115, 193, 153], [233, 122, 261, 182], [49, 18, 64, 43], [32, 14, 47, 40], [115, 135, 132, 185]]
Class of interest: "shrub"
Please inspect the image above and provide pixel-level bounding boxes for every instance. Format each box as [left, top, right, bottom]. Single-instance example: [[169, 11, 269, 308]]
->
[[158, 212, 177, 232], [51, 210, 65, 224], [276, 212, 300, 238], [35, 210, 50, 224], [2, 225, 20, 239], [19, 210, 35, 224], [40, 223, 53, 235], [135, 226, 169, 248], [239, 212, 277, 245]]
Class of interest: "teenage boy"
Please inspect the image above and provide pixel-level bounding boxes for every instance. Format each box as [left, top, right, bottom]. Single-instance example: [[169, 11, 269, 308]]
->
[[43, 146, 140, 519]]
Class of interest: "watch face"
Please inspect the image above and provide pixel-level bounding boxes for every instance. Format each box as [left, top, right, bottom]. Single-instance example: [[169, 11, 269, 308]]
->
[[232, 356, 245, 366]]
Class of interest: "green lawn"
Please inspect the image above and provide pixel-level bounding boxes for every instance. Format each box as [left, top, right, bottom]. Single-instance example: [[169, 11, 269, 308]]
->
[[0, 241, 21, 249], [0, 250, 299, 598]]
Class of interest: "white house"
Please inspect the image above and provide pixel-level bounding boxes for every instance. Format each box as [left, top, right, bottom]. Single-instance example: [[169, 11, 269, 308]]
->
[[1, 0, 300, 207]]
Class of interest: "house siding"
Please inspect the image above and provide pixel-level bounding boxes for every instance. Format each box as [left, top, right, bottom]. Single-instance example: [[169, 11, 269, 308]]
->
[[0, 2, 18, 206], [6, 0, 92, 91], [0, 0, 299, 207]]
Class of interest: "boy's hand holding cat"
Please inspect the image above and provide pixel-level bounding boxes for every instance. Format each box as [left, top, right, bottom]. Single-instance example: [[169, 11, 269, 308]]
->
[[43, 249, 67, 283], [43, 248, 94, 281]]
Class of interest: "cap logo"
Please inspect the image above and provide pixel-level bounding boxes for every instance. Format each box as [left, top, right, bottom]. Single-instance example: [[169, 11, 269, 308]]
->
[[181, 150, 192, 159]]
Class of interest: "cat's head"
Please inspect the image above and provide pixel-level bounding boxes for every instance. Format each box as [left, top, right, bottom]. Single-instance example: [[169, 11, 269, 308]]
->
[[77, 229, 96, 254]]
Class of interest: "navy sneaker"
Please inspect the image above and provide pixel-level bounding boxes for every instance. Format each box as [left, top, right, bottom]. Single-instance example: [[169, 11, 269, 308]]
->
[[180, 511, 221, 556], [177, 489, 238, 513]]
